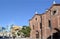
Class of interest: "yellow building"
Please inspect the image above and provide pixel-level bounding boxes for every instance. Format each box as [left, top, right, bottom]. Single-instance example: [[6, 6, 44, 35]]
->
[[10, 25, 22, 37]]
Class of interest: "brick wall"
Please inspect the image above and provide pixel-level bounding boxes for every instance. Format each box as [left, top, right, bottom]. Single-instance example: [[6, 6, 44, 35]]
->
[[29, 4, 60, 39]]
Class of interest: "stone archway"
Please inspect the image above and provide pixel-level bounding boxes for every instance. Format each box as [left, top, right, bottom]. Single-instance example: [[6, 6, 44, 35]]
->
[[47, 28, 60, 39]]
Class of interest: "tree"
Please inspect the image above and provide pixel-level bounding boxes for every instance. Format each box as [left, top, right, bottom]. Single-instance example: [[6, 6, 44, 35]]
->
[[21, 26, 31, 37], [17, 26, 31, 37], [17, 30, 21, 36]]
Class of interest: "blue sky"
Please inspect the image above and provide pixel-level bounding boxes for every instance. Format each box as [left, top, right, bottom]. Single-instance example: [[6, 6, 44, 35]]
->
[[0, 0, 60, 27]]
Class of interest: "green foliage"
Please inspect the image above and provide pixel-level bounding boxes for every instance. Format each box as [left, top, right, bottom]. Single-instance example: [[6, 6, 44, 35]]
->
[[15, 26, 31, 37], [21, 26, 31, 37]]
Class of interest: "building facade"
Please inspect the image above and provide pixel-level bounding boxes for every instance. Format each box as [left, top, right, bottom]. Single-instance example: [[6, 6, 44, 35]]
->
[[29, 4, 60, 39], [10, 25, 22, 37]]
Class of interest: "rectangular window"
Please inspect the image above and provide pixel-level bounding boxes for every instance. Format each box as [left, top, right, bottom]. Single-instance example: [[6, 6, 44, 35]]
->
[[33, 25, 34, 29], [48, 20, 51, 29], [40, 23, 42, 29], [36, 31, 39, 39]]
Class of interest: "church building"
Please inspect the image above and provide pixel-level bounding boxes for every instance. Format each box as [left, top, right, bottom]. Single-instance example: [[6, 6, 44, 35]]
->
[[29, 1, 60, 39]]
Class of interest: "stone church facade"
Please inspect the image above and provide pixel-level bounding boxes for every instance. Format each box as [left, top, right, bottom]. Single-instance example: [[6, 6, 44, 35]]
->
[[29, 4, 60, 39]]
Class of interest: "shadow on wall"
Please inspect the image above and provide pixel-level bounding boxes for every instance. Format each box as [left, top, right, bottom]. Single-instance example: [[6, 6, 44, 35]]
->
[[47, 28, 60, 39]]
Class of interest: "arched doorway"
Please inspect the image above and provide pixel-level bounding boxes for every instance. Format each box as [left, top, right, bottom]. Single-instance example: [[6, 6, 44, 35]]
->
[[47, 28, 60, 39]]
